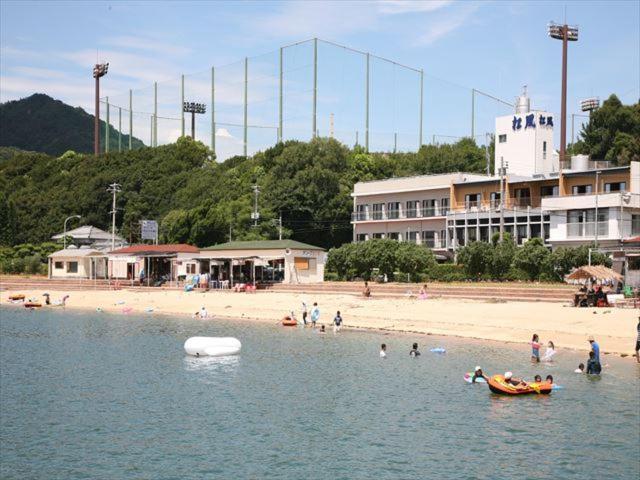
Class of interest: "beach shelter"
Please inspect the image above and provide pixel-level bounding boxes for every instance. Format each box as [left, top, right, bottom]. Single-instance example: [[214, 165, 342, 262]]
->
[[565, 265, 623, 283]]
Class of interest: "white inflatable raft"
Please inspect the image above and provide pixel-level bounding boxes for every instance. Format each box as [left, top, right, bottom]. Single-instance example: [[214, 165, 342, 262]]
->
[[184, 336, 241, 357]]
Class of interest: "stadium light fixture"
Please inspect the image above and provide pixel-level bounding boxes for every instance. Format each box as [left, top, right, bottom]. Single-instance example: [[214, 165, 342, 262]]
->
[[182, 101, 207, 139], [93, 62, 109, 156]]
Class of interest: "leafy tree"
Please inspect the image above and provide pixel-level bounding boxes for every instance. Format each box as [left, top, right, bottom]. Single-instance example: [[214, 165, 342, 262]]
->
[[456, 241, 493, 278], [513, 238, 550, 280], [395, 242, 437, 281], [574, 95, 640, 164], [489, 233, 516, 279]]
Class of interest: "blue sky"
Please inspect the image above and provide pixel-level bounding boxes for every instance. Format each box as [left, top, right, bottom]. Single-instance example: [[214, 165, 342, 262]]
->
[[1, 0, 638, 159]]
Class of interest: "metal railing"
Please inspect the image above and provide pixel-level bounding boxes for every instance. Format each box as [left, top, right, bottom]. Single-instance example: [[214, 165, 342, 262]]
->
[[351, 208, 447, 221], [566, 222, 609, 238]]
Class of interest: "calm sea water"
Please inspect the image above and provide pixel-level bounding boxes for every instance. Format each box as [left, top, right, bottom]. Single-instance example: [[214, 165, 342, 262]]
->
[[1, 306, 639, 480]]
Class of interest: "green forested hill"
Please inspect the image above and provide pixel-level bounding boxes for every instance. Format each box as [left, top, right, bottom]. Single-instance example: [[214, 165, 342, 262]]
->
[[0, 137, 487, 248], [0, 93, 145, 156]]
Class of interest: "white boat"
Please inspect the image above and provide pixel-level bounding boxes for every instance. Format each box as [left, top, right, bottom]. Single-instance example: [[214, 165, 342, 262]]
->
[[184, 336, 241, 357]]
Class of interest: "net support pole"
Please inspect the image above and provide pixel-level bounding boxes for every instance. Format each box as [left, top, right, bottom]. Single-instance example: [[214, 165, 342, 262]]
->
[[105, 97, 110, 153], [471, 88, 475, 140], [128, 89, 133, 150], [244, 57, 248, 157], [153, 81, 158, 147], [181, 74, 185, 138], [279, 46, 283, 142], [118, 107, 122, 152], [365, 52, 370, 153], [419, 69, 424, 148], [211, 66, 216, 156], [312, 38, 317, 139]]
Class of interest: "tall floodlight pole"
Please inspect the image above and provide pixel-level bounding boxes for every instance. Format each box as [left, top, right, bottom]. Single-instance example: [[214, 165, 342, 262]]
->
[[63, 215, 81, 250], [128, 89, 133, 150], [312, 38, 318, 139], [182, 102, 206, 139], [153, 81, 158, 147], [548, 22, 579, 166], [279, 46, 283, 142], [105, 97, 110, 153], [181, 74, 185, 137], [107, 182, 122, 252], [211, 66, 216, 155], [365, 52, 370, 152], [244, 57, 248, 156], [419, 69, 424, 148], [93, 62, 108, 157]]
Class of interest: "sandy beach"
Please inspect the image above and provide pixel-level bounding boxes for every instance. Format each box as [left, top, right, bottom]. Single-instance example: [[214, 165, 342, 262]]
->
[[3, 287, 638, 358]]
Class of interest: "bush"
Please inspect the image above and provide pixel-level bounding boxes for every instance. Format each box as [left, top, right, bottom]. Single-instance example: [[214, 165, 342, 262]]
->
[[513, 238, 550, 281], [421, 263, 467, 282]]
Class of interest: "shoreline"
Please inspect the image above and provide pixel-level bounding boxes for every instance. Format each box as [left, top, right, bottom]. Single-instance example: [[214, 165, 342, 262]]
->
[[2, 288, 638, 359]]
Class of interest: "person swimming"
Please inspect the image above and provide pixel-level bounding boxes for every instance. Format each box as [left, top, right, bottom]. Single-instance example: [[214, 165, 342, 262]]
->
[[318, 325, 326, 334], [586, 351, 602, 374], [472, 366, 488, 383], [534, 375, 542, 383], [545, 375, 554, 384], [574, 363, 585, 373], [380, 343, 387, 358], [409, 342, 421, 357]]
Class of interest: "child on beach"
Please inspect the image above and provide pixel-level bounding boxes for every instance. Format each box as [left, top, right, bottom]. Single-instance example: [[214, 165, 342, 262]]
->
[[380, 344, 387, 358], [531, 334, 542, 363], [310, 303, 320, 328], [333, 311, 342, 333], [418, 285, 428, 300]]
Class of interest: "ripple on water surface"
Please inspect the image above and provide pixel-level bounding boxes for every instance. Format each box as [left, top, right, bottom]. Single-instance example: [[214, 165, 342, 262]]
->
[[0, 307, 639, 480]]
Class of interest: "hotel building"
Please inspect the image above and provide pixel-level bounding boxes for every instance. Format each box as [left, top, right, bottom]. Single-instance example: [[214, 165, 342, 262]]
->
[[351, 90, 640, 258]]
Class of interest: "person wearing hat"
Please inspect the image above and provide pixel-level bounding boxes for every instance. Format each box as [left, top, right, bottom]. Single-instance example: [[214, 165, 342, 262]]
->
[[503, 371, 527, 387], [588, 335, 601, 364], [471, 366, 488, 383]]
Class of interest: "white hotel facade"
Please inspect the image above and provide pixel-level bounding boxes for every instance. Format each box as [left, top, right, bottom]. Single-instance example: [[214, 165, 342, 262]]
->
[[351, 90, 640, 261]]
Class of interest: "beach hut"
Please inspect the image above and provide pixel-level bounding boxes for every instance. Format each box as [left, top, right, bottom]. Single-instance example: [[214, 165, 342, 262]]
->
[[48, 246, 107, 279], [565, 265, 623, 283]]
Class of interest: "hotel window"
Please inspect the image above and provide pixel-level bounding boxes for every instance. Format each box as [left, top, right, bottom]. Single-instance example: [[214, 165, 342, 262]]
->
[[186, 264, 197, 274], [633, 215, 640, 235], [440, 198, 449, 215], [356, 204, 368, 221], [542, 141, 547, 160], [489, 192, 501, 208], [66, 261, 78, 273], [440, 230, 447, 248], [372, 203, 384, 220], [356, 233, 368, 242], [422, 231, 435, 248], [541, 185, 559, 197], [513, 188, 531, 207], [498, 134, 507, 143], [567, 209, 608, 237], [387, 202, 400, 219], [572, 184, 592, 195], [406, 200, 419, 218], [372, 233, 384, 239], [604, 182, 626, 192], [388, 232, 400, 241], [406, 231, 419, 243], [54, 261, 63, 269], [422, 199, 437, 217], [464, 194, 480, 208]]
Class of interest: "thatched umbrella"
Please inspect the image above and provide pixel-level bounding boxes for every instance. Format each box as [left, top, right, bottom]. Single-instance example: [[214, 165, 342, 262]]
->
[[566, 265, 623, 283]]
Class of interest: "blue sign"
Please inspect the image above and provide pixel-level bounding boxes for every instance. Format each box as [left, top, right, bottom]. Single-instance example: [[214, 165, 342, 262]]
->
[[512, 114, 553, 131]]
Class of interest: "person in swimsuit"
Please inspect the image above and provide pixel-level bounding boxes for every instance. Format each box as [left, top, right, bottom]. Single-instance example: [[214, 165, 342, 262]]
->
[[531, 334, 541, 363], [545, 375, 554, 385], [534, 375, 542, 383], [380, 344, 387, 358], [409, 343, 420, 357], [635, 318, 640, 363], [472, 366, 488, 383], [333, 311, 343, 333]]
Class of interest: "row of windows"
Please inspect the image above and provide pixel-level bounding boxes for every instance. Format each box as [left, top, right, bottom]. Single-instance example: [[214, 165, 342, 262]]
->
[[53, 261, 78, 273], [571, 182, 626, 195], [355, 198, 450, 220], [356, 230, 447, 248]]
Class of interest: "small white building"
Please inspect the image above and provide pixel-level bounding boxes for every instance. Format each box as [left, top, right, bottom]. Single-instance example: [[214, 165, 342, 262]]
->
[[48, 246, 107, 279], [107, 244, 201, 282], [200, 240, 326, 285]]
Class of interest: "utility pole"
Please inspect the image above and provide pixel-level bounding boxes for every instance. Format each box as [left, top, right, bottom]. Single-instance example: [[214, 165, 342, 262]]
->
[[93, 62, 108, 156], [595, 170, 601, 248], [107, 182, 122, 251], [251, 184, 260, 227]]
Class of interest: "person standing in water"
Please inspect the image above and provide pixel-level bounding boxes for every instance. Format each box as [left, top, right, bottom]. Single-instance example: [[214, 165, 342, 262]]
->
[[588, 335, 601, 367], [409, 343, 421, 357], [530, 334, 542, 363], [380, 344, 387, 358], [333, 311, 343, 333], [542, 341, 556, 362], [635, 317, 640, 363], [301, 302, 308, 326], [310, 302, 320, 328]]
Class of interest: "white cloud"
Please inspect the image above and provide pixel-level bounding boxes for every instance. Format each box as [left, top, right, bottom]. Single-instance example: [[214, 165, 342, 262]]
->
[[215, 127, 234, 138], [416, 4, 479, 45], [377, 0, 452, 15]]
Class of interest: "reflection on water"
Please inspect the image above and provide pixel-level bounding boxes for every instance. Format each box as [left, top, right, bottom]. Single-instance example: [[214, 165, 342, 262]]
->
[[1, 306, 638, 480], [183, 354, 240, 374]]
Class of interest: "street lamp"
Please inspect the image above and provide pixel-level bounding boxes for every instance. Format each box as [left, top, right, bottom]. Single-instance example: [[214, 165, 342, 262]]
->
[[93, 62, 109, 156], [63, 215, 81, 250], [548, 22, 578, 167], [182, 102, 206, 139]]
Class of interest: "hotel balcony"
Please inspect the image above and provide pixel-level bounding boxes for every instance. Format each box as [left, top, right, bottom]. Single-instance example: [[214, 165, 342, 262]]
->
[[351, 208, 448, 222], [541, 192, 640, 211]]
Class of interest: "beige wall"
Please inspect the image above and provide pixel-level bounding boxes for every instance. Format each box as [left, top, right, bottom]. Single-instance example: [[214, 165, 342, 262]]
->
[[50, 257, 90, 278]]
